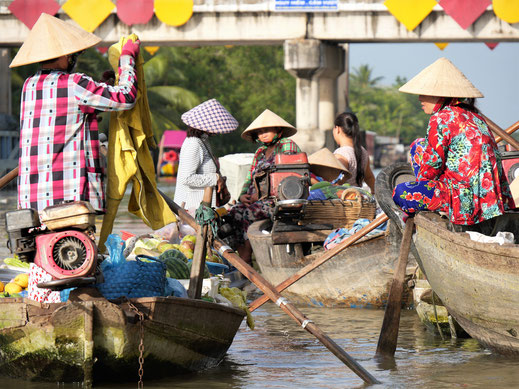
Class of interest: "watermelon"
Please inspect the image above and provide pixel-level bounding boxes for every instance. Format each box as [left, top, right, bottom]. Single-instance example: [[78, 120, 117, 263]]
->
[[159, 249, 190, 279], [187, 261, 210, 278]]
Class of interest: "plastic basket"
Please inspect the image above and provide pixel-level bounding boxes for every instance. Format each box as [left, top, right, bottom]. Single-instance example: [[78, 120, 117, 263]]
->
[[96, 255, 166, 299]]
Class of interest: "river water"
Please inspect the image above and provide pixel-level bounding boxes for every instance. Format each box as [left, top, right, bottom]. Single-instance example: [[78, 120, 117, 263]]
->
[[0, 187, 518, 388]]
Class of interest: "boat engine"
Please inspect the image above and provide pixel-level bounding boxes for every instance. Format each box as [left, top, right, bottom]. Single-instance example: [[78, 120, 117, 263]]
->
[[5, 201, 99, 289], [259, 153, 311, 201]]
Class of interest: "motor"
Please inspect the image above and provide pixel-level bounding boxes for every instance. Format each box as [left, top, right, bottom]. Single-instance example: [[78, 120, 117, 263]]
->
[[5, 201, 99, 290]]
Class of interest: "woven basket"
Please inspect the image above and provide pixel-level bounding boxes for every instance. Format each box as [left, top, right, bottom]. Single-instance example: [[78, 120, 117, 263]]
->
[[96, 255, 166, 299], [301, 187, 376, 229]]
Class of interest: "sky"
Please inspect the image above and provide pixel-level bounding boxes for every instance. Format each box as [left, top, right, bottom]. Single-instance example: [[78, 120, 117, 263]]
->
[[349, 42, 519, 129]]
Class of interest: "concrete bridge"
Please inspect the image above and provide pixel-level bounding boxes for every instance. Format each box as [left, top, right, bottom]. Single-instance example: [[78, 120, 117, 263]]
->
[[1, 0, 518, 151]]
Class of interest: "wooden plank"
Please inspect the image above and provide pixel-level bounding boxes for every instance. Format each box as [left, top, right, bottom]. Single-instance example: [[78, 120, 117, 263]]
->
[[271, 229, 334, 244]]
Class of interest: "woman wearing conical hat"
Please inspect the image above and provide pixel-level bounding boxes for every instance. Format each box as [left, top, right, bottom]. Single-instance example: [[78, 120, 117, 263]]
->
[[393, 57, 514, 225], [174, 99, 238, 211], [229, 109, 301, 263], [11, 13, 140, 213]]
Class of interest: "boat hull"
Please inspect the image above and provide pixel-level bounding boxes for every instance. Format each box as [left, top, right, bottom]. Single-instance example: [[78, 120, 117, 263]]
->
[[248, 220, 415, 308], [0, 296, 245, 382], [414, 212, 519, 355]]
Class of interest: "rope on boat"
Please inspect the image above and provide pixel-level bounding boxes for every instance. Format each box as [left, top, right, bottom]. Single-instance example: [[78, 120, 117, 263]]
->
[[195, 204, 219, 258]]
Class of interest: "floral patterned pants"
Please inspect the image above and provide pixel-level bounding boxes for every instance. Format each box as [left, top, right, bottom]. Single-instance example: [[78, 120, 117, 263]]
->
[[228, 198, 275, 245], [392, 139, 442, 216]]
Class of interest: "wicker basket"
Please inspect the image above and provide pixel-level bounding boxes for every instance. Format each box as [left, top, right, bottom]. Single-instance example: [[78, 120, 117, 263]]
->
[[301, 187, 376, 229]]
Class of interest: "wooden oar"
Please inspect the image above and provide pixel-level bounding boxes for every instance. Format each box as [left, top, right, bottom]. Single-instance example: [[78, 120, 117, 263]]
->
[[0, 167, 18, 191], [158, 189, 380, 385], [493, 120, 519, 144], [483, 115, 519, 150], [375, 217, 415, 358], [188, 187, 214, 299], [249, 213, 389, 312]]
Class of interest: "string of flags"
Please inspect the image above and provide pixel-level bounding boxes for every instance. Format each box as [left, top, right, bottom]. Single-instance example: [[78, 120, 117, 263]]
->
[[7, 0, 519, 53]]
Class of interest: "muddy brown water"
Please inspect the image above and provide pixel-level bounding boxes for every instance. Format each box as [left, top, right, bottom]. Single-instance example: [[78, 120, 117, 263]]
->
[[0, 187, 518, 388]]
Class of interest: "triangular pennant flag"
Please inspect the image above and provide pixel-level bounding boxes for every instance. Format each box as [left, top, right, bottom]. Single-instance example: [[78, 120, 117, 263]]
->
[[434, 43, 449, 51], [438, 0, 491, 30], [384, 0, 437, 31], [8, 0, 60, 29], [62, 0, 115, 32], [144, 46, 160, 56], [485, 42, 499, 50]]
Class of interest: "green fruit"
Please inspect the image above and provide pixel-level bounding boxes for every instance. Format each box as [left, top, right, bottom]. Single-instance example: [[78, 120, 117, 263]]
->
[[159, 249, 190, 279], [187, 261, 210, 278]]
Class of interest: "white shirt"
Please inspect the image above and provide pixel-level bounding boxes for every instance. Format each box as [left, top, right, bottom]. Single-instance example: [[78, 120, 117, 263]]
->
[[174, 136, 217, 210]]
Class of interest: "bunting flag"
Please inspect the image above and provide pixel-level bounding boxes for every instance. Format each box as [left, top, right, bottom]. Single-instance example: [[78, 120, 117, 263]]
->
[[7, 0, 60, 29], [155, 0, 194, 27], [384, 0, 437, 31], [485, 42, 499, 50], [116, 0, 154, 26], [96, 47, 109, 54], [493, 0, 519, 24], [434, 43, 449, 50], [62, 0, 115, 32], [438, 0, 491, 30], [144, 46, 160, 55]]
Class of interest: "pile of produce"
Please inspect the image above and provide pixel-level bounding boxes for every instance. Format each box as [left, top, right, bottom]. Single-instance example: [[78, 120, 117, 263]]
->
[[126, 234, 224, 264], [0, 257, 30, 297]]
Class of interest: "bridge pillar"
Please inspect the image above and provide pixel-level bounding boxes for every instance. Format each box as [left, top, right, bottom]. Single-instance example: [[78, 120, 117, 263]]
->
[[284, 39, 344, 153], [0, 49, 11, 115]]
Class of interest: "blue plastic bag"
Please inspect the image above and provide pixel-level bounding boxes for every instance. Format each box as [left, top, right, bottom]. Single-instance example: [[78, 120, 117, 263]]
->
[[101, 234, 126, 272]]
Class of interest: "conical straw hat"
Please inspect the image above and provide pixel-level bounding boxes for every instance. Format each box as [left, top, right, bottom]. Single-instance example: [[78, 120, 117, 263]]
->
[[309, 148, 351, 183], [241, 109, 297, 142], [399, 57, 483, 98], [10, 13, 101, 68], [181, 99, 239, 134]]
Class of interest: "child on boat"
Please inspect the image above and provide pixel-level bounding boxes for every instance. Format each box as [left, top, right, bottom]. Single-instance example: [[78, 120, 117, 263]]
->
[[228, 109, 301, 263], [333, 112, 376, 194]]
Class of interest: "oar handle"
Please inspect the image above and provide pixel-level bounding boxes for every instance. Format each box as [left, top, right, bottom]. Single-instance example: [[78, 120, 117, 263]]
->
[[0, 167, 18, 191], [483, 115, 519, 150]]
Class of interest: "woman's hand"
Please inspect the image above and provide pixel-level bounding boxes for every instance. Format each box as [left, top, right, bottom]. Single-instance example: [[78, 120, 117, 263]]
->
[[239, 194, 253, 205], [217, 175, 225, 192]]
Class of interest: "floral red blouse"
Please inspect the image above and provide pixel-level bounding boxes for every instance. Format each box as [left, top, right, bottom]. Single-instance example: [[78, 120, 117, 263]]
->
[[416, 100, 515, 225]]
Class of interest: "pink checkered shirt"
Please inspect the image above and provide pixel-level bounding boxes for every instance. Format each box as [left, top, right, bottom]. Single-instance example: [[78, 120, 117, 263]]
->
[[18, 55, 138, 212]]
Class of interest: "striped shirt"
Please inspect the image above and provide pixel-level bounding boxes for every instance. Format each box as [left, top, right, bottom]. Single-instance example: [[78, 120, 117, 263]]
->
[[174, 136, 218, 210], [240, 138, 301, 196], [18, 54, 138, 212]]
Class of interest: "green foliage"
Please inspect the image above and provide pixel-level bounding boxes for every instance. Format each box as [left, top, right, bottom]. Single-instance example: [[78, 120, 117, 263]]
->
[[349, 65, 429, 144], [158, 45, 295, 156]]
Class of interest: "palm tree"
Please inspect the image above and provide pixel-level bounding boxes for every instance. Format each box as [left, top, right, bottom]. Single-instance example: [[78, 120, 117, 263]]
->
[[350, 64, 384, 89]]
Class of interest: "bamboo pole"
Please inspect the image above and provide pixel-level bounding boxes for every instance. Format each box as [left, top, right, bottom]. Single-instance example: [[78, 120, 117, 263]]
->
[[188, 187, 214, 299]]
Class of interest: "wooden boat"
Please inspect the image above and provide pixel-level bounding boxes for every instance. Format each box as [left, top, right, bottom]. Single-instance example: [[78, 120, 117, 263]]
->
[[0, 294, 245, 383], [413, 211, 519, 355], [248, 219, 415, 308]]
